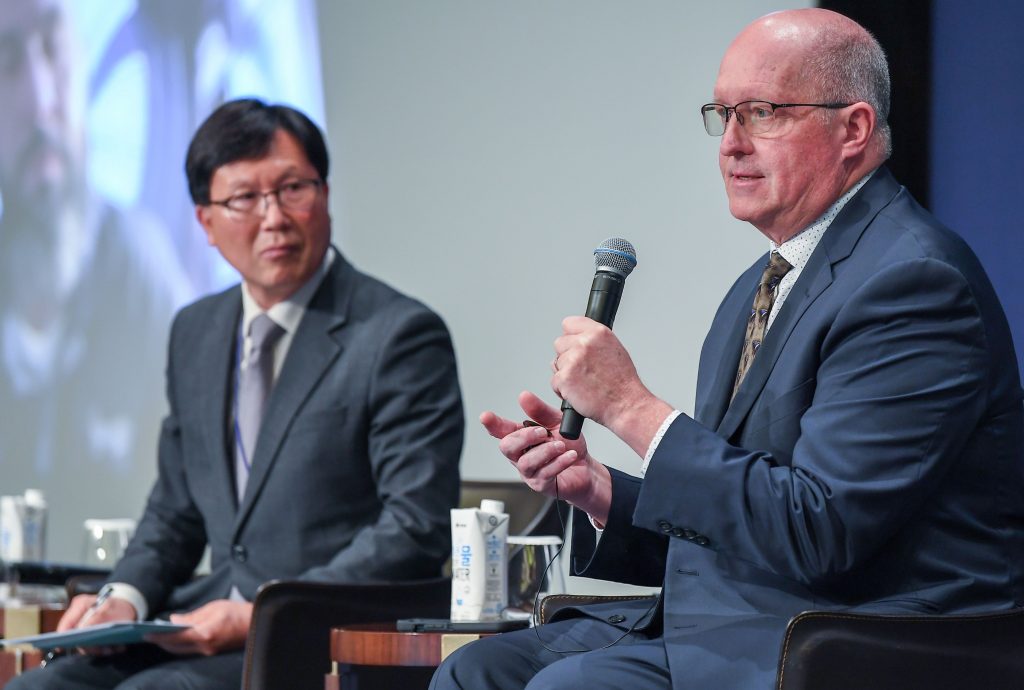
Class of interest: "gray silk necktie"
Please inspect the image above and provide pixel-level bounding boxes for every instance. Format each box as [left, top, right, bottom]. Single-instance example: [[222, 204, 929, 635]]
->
[[732, 251, 793, 400], [235, 313, 285, 501]]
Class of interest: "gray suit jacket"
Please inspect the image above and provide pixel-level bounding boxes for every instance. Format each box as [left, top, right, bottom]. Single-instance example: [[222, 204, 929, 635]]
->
[[565, 168, 1024, 688], [110, 250, 463, 614]]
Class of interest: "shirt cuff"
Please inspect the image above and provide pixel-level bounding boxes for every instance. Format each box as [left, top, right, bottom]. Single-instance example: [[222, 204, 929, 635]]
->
[[640, 409, 682, 477], [104, 582, 148, 621]]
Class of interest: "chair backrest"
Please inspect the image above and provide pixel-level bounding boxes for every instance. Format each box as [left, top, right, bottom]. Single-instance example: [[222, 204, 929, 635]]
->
[[243, 482, 563, 690], [243, 577, 450, 690], [776, 608, 1024, 690]]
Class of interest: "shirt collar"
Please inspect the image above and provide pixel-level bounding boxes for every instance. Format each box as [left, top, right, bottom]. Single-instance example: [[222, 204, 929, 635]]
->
[[771, 169, 876, 271], [240, 246, 336, 336]]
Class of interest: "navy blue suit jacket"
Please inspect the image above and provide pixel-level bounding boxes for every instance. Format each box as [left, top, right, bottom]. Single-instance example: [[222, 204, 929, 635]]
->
[[567, 168, 1024, 687]]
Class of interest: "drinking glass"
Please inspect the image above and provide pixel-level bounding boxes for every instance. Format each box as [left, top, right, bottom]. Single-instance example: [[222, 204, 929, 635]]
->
[[81, 518, 136, 567]]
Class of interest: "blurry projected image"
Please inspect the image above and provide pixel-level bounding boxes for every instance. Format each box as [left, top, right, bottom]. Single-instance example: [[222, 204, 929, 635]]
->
[[0, 0, 323, 561]]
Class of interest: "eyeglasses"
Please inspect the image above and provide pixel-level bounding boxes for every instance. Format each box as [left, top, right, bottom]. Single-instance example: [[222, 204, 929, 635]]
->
[[208, 178, 323, 216], [700, 100, 852, 137]]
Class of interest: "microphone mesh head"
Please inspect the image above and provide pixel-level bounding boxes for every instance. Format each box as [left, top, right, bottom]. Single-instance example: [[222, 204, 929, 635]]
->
[[594, 237, 637, 277]]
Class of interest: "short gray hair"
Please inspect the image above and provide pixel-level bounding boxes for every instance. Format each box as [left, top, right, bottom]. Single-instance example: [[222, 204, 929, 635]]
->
[[801, 25, 892, 158]]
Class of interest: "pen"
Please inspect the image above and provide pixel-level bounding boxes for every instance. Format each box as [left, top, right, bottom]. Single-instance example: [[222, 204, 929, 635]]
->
[[41, 648, 68, 667], [81, 584, 114, 624]]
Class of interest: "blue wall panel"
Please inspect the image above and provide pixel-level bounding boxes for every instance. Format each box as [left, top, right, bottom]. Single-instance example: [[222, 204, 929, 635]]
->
[[931, 1, 1024, 373]]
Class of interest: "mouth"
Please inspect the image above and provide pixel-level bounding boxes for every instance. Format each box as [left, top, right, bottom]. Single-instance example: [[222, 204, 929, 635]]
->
[[260, 244, 300, 260]]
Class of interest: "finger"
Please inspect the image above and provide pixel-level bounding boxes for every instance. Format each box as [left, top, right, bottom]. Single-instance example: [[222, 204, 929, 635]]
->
[[515, 439, 567, 480], [479, 410, 520, 439], [498, 425, 552, 461], [553, 334, 574, 356], [550, 371, 564, 404], [518, 391, 563, 429], [153, 639, 196, 655], [562, 315, 596, 334], [152, 628, 202, 654], [57, 597, 94, 632], [535, 449, 579, 481]]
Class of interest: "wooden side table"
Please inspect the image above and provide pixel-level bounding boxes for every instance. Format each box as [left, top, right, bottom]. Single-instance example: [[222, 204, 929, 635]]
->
[[0, 606, 65, 638], [0, 604, 66, 688], [0, 649, 44, 688], [325, 623, 492, 690]]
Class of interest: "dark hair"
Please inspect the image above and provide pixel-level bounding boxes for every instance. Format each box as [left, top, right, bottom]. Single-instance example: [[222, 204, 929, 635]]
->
[[185, 98, 329, 205]]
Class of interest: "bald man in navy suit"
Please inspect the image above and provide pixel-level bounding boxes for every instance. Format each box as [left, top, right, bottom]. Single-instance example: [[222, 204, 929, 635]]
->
[[434, 8, 1024, 690]]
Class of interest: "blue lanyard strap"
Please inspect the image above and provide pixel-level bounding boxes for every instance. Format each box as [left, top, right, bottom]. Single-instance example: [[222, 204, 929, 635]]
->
[[232, 326, 253, 475]]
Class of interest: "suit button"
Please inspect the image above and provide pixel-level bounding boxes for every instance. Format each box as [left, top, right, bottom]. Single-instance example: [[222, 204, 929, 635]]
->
[[606, 614, 626, 624], [694, 536, 710, 546], [682, 529, 696, 540], [232, 544, 248, 562], [671, 528, 684, 537], [658, 521, 672, 533]]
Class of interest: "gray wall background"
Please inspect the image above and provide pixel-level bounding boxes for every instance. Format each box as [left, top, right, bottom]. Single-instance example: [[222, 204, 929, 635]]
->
[[316, 1, 809, 593], [318, 1, 803, 487]]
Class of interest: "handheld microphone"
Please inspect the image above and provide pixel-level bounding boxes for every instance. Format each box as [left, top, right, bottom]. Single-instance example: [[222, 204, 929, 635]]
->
[[559, 237, 638, 440]]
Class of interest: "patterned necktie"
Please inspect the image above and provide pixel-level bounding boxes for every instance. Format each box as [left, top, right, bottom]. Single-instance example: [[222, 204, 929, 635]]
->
[[732, 251, 793, 399], [235, 313, 285, 500]]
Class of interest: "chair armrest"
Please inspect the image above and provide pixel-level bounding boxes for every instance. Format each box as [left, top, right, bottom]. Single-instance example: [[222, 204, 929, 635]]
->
[[539, 593, 658, 625], [2, 561, 110, 587], [64, 573, 110, 598], [777, 607, 1024, 690]]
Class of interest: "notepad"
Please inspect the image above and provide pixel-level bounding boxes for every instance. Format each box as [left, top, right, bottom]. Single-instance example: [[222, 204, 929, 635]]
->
[[0, 620, 190, 650]]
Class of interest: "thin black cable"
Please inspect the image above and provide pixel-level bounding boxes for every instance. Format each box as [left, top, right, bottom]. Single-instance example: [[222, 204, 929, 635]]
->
[[529, 475, 660, 655]]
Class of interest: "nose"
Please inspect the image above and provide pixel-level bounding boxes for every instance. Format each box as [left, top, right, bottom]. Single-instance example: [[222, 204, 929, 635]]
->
[[25, 35, 61, 123], [258, 192, 290, 230], [719, 114, 753, 158]]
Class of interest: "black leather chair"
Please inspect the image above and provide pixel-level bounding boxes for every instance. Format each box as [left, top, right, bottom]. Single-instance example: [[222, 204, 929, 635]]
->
[[1, 561, 109, 589], [776, 607, 1024, 690], [242, 578, 451, 690], [539, 592, 657, 625], [540, 594, 1024, 690], [242, 480, 566, 690], [1, 560, 110, 605]]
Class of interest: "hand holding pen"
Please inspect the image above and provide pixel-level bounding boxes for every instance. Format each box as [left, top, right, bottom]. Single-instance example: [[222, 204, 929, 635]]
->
[[48, 585, 139, 659]]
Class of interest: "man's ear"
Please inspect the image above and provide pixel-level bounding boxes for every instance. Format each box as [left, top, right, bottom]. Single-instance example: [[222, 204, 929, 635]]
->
[[839, 101, 876, 160], [195, 205, 217, 247]]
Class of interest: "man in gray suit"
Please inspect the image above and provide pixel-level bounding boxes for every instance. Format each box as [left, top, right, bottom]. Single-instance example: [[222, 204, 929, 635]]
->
[[12, 99, 464, 689]]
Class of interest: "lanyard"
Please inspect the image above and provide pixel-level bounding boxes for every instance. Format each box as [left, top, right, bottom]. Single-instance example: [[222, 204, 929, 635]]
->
[[232, 327, 253, 476]]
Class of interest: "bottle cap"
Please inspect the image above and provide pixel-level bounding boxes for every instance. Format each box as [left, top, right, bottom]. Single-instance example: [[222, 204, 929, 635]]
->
[[480, 499, 505, 514], [23, 489, 46, 507]]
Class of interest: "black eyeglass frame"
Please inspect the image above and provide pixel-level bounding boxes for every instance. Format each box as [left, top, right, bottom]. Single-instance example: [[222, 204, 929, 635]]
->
[[207, 177, 324, 215], [700, 100, 853, 136]]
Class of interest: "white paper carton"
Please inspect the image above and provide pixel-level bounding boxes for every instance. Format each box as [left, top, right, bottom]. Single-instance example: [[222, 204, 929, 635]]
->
[[450, 499, 509, 621]]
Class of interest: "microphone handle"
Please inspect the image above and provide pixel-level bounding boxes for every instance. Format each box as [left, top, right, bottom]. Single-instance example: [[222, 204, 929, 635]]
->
[[559, 270, 626, 439]]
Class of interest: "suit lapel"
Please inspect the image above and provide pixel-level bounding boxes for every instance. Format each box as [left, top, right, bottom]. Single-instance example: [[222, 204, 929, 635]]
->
[[716, 168, 903, 440], [233, 258, 352, 530], [698, 271, 761, 430], [717, 252, 834, 438], [198, 292, 242, 512]]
